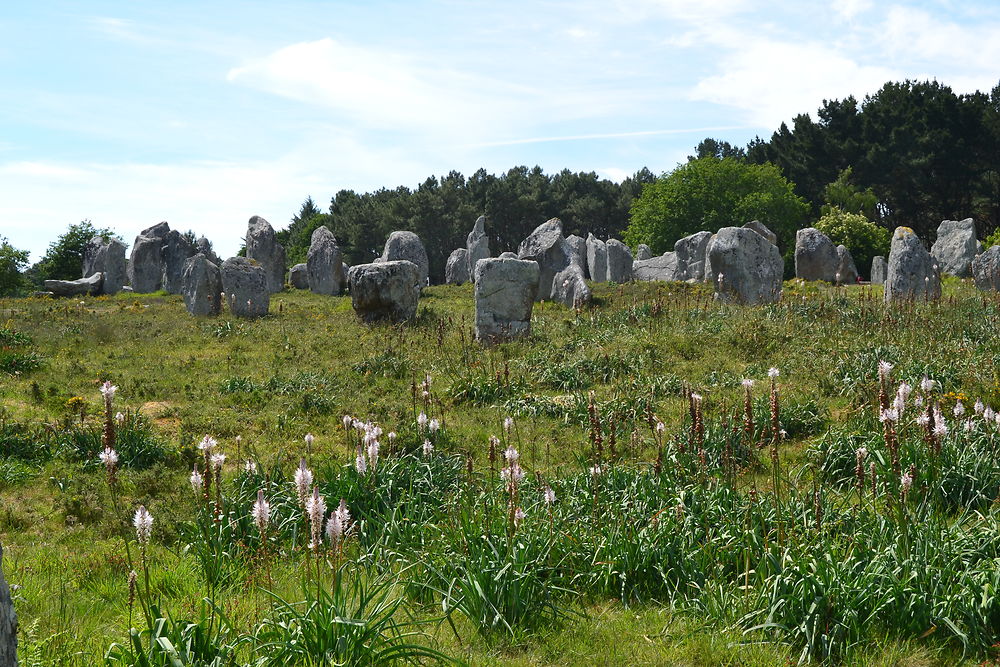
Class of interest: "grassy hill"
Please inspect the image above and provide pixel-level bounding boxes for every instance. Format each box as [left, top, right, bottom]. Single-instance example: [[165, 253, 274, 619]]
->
[[2, 279, 1000, 665]]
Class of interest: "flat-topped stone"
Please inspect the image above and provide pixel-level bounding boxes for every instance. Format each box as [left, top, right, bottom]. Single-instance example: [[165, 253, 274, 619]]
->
[[348, 260, 421, 323]]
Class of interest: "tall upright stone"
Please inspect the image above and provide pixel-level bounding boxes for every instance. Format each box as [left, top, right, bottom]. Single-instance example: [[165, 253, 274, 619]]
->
[[306, 226, 344, 295], [870, 256, 887, 284], [160, 229, 196, 294], [518, 218, 571, 301], [0, 544, 16, 667], [565, 234, 588, 272], [836, 245, 859, 284], [474, 257, 539, 344], [675, 231, 712, 282], [181, 254, 222, 316], [605, 239, 633, 283], [221, 257, 270, 318], [348, 260, 421, 323], [885, 227, 941, 303], [585, 233, 608, 282], [445, 248, 471, 285], [128, 222, 170, 293], [466, 215, 490, 282], [83, 236, 127, 295], [381, 231, 429, 287], [245, 216, 286, 294], [931, 218, 980, 278], [794, 228, 839, 282], [707, 227, 783, 304]]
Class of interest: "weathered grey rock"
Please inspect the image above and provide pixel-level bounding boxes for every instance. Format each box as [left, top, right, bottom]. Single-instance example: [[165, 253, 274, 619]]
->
[[551, 263, 591, 308], [871, 256, 887, 284], [306, 226, 344, 296], [160, 229, 196, 294], [744, 220, 777, 246], [445, 248, 470, 285], [565, 234, 588, 272], [794, 228, 840, 282], [181, 254, 222, 316], [381, 231, 429, 287], [474, 257, 539, 344], [518, 219, 571, 301], [466, 216, 490, 282], [348, 260, 421, 323], [195, 236, 221, 266], [128, 222, 170, 293], [636, 244, 652, 261], [675, 231, 712, 282], [0, 544, 18, 667], [30, 291, 54, 298], [585, 233, 608, 282], [633, 252, 684, 282], [246, 216, 286, 294], [605, 239, 633, 282], [498, 252, 518, 259], [44, 273, 103, 297], [83, 236, 127, 295], [972, 246, 1000, 291], [836, 245, 859, 284], [885, 227, 941, 303], [707, 227, 783, 304], [931, 218, 980, 277], [221, 257, 270, 318], [288, 263, 309, 289], [703, 234, 717, 283]]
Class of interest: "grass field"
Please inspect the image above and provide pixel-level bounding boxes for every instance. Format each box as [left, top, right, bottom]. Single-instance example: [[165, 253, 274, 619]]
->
[[3, 278, 1000, 666]]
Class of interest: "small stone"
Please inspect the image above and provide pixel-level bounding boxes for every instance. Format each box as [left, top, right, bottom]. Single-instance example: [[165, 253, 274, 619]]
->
[[972, 245, 1000, 291], [551, 263, 591, 308], [795, 228, 840, 282], [445, 248, 471, 285], [246, 216, 287, 294], [633, 253, 684, 282], [836, 245, 859, 284], [930, 218, 980, 277], [885, 227, 941, 303], [870, 256, 887, 284], [221, 257, 270, 318], [708, 227, 783, 304], [474, 257, 539, 344], [743, 220, 777, 245], [348, 260, 421, 323], [381, 231, 429, 287], [605, 239, 634, 282], [181, 254, 223, 316], [675, 231, 712, 282], [288, 263, 309, 289]]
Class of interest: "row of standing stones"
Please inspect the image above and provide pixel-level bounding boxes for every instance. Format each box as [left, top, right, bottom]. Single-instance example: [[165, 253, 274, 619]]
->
[[39, 214, 1000, 345]]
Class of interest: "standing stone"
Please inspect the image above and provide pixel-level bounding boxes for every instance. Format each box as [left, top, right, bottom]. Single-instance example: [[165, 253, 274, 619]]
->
[[381, 231, 429, 287], [160, 229, 196, 294], [972, 246, 1000, 291], [636, 244, 652, 261], [445, 248, 471, 285], [181, 254, 222, 316], [551, 263, 591, 308], [518, 219, 571, 301], [288, 263, 309, 289], [931, 218, 980, 277], [885, 227, 941, 303], [0, 544, 17, 667], [565, 234, 588, 273], [707, 227, 783, 304], [744, 220, 778, 245], [498, 252, 518, 259], [195, 236, 221, 266], [633, 253, 684, 282], [474, 257, 539, 344], [870, 256, 887, 284], [585, 233, 608, 282], [348, 260, 421, 323], [246, 216, 287, 294], [794, 228, 840, 282], [675, 231, 712, 282], [466, 216, 490, 282], [44, 273, 103, 297], [306, 226, 344, 296], [83, 236, 127, 295], [605, 239, 634, 282], [836, 245, 859, 284], [221, 257, 270, 318], [128, 222, 170, 293]]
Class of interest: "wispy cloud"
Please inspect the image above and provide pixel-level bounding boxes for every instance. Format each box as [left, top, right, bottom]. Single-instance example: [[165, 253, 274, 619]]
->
[[468, 126, 755, 148]]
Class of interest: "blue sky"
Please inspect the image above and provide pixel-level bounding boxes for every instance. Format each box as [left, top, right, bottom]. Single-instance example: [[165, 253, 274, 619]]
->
[[3, 0, 999, 261]]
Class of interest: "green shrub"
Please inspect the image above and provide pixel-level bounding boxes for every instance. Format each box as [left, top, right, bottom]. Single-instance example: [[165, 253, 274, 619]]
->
[[814, 207, 890, 280]]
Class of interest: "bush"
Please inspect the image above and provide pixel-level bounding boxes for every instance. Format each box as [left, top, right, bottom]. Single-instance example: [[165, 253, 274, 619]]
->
[[814, 207, 890, 280]]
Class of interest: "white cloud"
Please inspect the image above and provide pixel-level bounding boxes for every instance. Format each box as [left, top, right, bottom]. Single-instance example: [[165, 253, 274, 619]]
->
[[689, 40, 897, 127], [832, 0, 873, 21], [597, 167, 630, 182], [879, 5, 1000, 77]]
